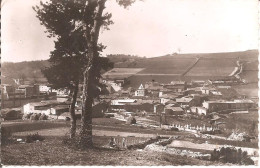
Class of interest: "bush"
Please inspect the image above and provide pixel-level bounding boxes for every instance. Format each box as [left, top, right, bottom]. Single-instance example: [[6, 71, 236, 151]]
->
[[126, 116, 136, 124], [30, 113, 39, 120], [25, 133, 45, 143], [39, 114, 48, 120], [210, 147, 254, 165]]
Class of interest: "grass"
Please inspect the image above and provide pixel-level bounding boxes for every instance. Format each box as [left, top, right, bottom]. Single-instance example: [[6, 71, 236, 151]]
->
[[1, 136, 213, 166]]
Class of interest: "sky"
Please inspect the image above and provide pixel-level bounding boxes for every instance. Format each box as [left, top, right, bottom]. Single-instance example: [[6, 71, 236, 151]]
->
[[1, 0, 259, 62]]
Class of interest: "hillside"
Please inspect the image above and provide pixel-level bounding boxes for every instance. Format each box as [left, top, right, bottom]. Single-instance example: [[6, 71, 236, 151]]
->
[[1, 50, 258, 87]]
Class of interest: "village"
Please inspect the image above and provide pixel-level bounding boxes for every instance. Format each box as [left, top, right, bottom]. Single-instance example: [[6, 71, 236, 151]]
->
[[1, 71, 259, 165], [1, 0, 259, 166]]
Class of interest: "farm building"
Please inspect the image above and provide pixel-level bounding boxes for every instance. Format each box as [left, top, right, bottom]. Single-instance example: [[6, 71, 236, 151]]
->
[[202, 99, 255, 113]]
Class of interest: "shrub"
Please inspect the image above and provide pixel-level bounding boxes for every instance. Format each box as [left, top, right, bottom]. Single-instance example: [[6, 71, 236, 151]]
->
[[1, 127, 12, 145], [39, 114, 48, 120], [30, 114, 39, 120], [126, 116, 136, 124], [210, 147, 254, 165], [25, 133, 45, 143]]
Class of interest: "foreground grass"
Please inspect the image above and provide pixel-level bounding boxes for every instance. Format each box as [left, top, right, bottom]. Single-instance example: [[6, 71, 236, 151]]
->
[[1, 136, 214, 166]]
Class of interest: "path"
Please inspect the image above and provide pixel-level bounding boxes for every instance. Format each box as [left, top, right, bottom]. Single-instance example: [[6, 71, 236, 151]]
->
[[182, 57, 200, 76]]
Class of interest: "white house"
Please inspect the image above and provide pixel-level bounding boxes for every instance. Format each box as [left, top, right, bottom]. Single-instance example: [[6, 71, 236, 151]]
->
[[190, 107, 207, 115], [23, 102, 51, 115], [39, 85, 52, 93]]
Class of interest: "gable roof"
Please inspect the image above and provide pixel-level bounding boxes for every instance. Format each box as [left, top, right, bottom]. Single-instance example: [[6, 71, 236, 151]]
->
[[138, 84, 144, 90]]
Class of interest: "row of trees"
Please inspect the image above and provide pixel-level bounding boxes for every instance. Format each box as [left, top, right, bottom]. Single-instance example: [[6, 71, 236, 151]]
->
[[34, 0, 136, 149]]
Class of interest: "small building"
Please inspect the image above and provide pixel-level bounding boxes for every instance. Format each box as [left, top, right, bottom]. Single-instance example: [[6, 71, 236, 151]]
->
[[160, 94, 179, 105], [190, 106, 207, 115], [134, 84, 146, 97], [23, 102, 51, 115], [164, 104, 184, 115], [176, 97, 195, 107], [202, 99, 255, 113]]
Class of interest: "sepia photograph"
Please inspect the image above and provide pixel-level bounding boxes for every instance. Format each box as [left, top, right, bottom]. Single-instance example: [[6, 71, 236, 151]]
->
[[1, 0, 259, 166]]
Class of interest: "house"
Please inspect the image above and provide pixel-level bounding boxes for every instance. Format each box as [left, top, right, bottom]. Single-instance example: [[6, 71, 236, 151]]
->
[[160, 94, 179, 105], [190, 107, 207, 115], [23, 102, 51, 115], [184, 87, 202, 96], [164, 104, 184, 116], [23, 100, 68, 115], [202, 99, 255, 113], [134, 84, 146, 97], [176, 97, 195, 107]]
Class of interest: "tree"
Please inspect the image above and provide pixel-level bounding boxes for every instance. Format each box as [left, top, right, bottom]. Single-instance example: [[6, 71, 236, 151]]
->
[[34, 0, 113, 139], [77, 0, 136, 149], [35, 0, 135, 149]]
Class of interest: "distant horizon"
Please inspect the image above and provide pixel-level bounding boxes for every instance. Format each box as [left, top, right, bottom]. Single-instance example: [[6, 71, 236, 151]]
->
[[2, 49, 258, 63]]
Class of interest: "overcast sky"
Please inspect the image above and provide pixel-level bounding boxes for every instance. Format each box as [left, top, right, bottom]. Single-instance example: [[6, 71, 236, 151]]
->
[[1, 0, 259, 62]]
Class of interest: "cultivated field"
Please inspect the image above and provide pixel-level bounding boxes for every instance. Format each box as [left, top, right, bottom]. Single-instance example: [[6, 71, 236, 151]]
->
[[102, 68, 144, 79], [186, 58, 237, 76], [136, 57, 197, 75]]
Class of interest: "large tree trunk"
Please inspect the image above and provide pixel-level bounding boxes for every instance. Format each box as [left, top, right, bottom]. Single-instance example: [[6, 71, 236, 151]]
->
[[69, 81, 79, 138], [79, 0, 106, 149], [79, 59, 94, 148]]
